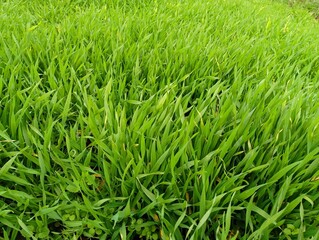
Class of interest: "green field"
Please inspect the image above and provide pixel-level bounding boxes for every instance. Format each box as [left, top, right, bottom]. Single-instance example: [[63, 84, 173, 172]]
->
[[1, 0, 319, 239]]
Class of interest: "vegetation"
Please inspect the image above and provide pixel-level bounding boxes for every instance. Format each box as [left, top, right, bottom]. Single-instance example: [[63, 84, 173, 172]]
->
[[278, 0, 319, 18], [1, 0, 319, 239]]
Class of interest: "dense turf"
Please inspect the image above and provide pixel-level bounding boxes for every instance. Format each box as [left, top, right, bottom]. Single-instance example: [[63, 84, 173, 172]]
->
[[1, 0, 319, 239]]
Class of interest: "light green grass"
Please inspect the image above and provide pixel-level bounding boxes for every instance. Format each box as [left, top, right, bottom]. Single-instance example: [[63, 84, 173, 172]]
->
[[1, 0, 319, 239]]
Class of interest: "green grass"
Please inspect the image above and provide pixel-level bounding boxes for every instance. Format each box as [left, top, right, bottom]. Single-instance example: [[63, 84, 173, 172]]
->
[[277, 0, 319, 18], [1, 0, 319, 239]]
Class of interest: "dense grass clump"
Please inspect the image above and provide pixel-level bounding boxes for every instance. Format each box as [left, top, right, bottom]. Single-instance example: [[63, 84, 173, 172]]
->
[[1, 0, 319, 239]]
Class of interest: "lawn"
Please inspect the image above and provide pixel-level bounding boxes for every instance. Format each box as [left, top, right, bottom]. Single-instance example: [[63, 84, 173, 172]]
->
[[1, 0, 319, 239]]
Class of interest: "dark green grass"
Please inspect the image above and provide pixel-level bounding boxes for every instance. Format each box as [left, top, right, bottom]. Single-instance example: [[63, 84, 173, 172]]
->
[[277, 0, 319, 18], [1, 0, 319, 239]]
